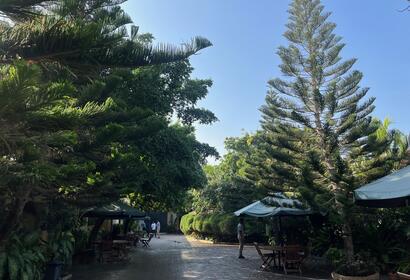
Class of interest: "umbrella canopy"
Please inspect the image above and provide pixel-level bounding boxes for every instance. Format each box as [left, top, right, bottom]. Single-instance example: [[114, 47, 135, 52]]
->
[[354, 165, 410, 208], [234, 193, 313, 217], [83, 201, 146, 219]]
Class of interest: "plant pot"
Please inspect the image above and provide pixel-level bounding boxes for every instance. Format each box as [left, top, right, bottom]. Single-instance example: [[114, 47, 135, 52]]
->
[[389, 272, 398, 280], [44, 261, 64, 280], [397, 272, 410, 280], [331, 272, 380, 280]]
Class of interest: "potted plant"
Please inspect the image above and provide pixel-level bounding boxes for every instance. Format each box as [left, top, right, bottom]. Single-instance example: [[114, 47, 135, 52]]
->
[[331, 259, 379, 280], [44, 231, 75, 280], [389, 262, 410, 280]]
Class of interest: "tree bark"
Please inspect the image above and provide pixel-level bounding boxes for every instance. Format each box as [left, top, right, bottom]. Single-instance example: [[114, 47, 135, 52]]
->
[[312, 100, 355, 262], [0, 189, 31, 245], [342, 222, 354, 262], [88, 218, 105, 246]]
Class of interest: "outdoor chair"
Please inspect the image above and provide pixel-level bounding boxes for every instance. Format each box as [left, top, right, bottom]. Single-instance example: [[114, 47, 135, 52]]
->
[[140, 233, 154, 247], [253, 242, 275, 270], [282, 245, 304, 275]]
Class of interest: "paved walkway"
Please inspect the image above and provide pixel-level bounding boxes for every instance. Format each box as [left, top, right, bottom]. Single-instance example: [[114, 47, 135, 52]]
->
[[72, 234, 322, 280]]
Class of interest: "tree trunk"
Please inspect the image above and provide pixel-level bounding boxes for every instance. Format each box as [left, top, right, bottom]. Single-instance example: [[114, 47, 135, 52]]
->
[[0, 189, 31, 245], [88, 218, 105, 246], [315, 121, 355, 262], [342, 222, 354, 262]]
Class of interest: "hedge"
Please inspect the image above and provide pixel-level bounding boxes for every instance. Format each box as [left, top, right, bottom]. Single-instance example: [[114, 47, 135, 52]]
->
[[180, 212, 266, 242]]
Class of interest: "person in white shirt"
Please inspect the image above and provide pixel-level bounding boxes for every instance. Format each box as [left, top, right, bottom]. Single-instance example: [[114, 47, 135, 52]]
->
[[151, 221, 157, 237], [156, 221, 161, 239], [237, 217, 245, 259]]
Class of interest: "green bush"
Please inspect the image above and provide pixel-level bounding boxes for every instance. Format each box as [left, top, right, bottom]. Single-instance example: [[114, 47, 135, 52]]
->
[[180, 212, 267, 243], [0, 233, 47, 280], [193, 215, 204, 233], [201, 216, 213, 234], [180, 212, 195, 234], [324, 247, 345, 268], [180, 212, 236, 239], [209, 214, 222, 235], [218, 214, 236, 236]]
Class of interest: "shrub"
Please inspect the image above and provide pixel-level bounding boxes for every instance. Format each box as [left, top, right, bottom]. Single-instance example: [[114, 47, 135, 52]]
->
[[335, 260, 378, 277], [325, 247, 345, 268], [193, 214, 204, 232], [201, 216, 213, 234], [180, 212, 267, 243], [209, 214, 222, 235], [0, 233, 47, 280], [218, 214, 236, 236], [180, 212, 195, 234]]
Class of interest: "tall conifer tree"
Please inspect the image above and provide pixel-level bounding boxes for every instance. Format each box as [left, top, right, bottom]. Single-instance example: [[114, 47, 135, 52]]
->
[[258, 0, 381, 261]]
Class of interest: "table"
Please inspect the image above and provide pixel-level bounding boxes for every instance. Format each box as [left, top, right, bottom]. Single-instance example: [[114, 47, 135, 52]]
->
[[94, 240, 132, 262], [113, 240, 132, 260], [259, 245, 305, 270]]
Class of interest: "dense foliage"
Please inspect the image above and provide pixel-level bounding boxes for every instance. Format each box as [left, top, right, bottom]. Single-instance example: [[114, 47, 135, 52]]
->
[[180, 212, 268, 243], [0, 0, 217, 278], [181, 0, 409, 275], [248, 0, 409, 263], [185, 134, 263, 215]]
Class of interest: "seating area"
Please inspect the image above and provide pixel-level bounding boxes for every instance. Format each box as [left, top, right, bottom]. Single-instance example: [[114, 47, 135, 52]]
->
[[254, 243, 305, 275], [92, 232, 154, 263], [140, 233, 154, 248], [253, 243, 275, 270]]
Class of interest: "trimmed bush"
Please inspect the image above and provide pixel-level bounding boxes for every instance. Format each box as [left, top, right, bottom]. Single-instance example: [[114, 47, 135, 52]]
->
[[180, 212, 195, 234], [218, 214, 236, 236], [209, 214, 222, 235], [181, 212, 237, 241], [193, 214, 204, 232], [202, 217, 213, 234], [180, 212, 268, 243]]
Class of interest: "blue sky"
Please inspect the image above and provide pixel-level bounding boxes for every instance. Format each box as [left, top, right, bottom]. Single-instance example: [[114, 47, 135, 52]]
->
[[122, 0, 410, 159]]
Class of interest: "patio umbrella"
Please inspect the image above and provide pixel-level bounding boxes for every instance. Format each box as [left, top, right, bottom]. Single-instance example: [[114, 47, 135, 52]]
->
[[83, 201, 147, 242], [354, 165, 410, 208], [83, 201, 146, 219], [234, 193, 314, 245], [234, 193, 313, 217]]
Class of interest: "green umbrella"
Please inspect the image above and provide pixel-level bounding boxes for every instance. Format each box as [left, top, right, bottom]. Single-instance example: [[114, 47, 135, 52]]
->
[[354, 165, 410, 208], [83, 201, 146, 219]]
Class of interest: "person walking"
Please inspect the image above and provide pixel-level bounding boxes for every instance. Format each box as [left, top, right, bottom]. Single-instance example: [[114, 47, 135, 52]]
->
[[237, 217, 245, 259], [156, 220, 161, 239], [151, 221, 157, 238]]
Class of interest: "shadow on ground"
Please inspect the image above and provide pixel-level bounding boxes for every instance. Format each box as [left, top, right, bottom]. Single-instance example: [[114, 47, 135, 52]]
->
[[71, 234, 328, 280]]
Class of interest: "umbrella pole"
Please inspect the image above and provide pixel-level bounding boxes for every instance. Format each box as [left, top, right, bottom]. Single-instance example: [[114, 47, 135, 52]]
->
[[279, 216, 283, 246]]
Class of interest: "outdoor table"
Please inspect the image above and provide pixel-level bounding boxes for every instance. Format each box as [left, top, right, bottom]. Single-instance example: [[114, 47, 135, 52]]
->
[[259, 245, 305, 270], [113, 240, 132, 260], [91, 240, 103, 254], [126, 233, 139, 246]]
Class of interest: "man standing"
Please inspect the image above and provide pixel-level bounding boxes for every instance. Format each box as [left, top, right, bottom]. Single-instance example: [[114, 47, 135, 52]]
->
[[151, 221, 157, 238], [156, 220, 161, 239], [237, 217, 245, 259]]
